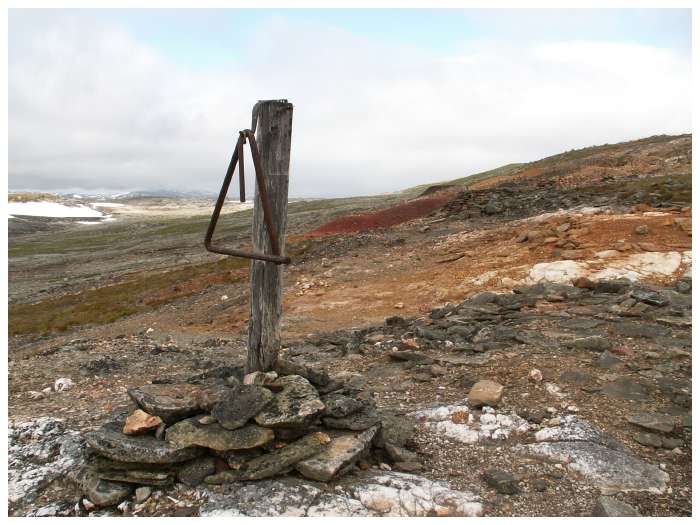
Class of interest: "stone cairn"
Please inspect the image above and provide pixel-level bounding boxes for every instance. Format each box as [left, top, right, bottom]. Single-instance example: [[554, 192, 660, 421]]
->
[[75, 362, 418, 508]]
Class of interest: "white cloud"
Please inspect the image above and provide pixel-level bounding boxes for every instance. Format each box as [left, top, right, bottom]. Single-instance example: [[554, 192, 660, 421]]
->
[[8, 13, 691, 198]]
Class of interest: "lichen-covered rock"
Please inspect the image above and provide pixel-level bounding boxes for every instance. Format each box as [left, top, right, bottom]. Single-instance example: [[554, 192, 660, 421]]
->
[[165, 417, 274, 451], [254, 375, 325, 429], [8, 418, 85, 507], [127, 383, 230, 423], [85, 421, 203, 464], [72, 467, 134, 508], [211, 385, 274, 430], [207, 432, 330, 482], [177, 456, 216, 486], [296, 426, 377, 482]]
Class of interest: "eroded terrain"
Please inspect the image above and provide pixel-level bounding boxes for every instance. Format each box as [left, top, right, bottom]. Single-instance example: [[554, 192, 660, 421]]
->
[[7, 134, 692, 517]]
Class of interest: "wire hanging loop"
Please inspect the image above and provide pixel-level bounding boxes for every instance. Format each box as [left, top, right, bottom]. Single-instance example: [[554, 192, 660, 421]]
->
[[204, 128, 290, 265]]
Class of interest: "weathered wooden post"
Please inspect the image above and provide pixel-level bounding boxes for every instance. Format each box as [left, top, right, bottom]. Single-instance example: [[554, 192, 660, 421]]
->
[[247, 100, 293, 373]]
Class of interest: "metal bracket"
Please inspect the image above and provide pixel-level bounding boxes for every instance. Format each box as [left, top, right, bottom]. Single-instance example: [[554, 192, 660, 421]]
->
[[204, 127, 291, 265]]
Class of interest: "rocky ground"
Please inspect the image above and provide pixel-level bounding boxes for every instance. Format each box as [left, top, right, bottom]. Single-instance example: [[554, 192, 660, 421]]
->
[[7, 133, 692, 516]]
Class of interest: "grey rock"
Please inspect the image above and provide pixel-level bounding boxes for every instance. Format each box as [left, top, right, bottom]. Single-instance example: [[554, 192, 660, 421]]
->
[[296, 426, 378, 481], [73, 468, 134, 508], [483, 468, 519, 494], [177, 456, 216, 486], [559, 369, 595, 386], [597, 351, 623, 369], [388, 350, 434, 364], [254, 375, 325, 429], [631, 288, 668, 307], [211, 385, 274, 430], [633, 432, 663, 448], [202, 471, 483, 517], [592, 496, 641, 517], [414, 325, 446, 340], [127, 383, 229, 424], [614, 322, 670, 339], [209, 432, 330, 482], [602, 378, 649, 401], [134, 486, 152, 504], [8, 417, 86, 507], [166, 417, 274, 451], [571, 336, 611, 352], [533, 415, 628, 452], [85, 421, 203, 464], [385, 442, 419, 463], [627, 413, 676, 434], [376, 413, 416, 449], [515, 441, 668, 494], [95, 467, 174, 486], [321, 392, 367, 418]]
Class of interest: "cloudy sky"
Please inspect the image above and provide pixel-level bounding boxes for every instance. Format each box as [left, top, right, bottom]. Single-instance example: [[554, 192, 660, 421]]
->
[[8, 8, 691, 197]]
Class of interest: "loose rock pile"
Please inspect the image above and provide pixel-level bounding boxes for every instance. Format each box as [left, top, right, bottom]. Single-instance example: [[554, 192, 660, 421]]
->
[[74, 366, 417, 509]]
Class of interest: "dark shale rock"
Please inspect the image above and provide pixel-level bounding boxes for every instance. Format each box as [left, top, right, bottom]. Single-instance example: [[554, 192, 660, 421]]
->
[[211, 385, 274, 430], [254, 375, 326, 429], [177, 456, 216, 486], [601, 378, 649, 401], [85, 421, 203, 464], [483, 469, 519, 494], [165, 417, 274, 451], [626, 413, 676, 434]]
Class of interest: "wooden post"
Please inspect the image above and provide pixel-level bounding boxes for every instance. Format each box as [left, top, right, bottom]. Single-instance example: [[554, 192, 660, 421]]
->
[[246, 100, 293, 373]]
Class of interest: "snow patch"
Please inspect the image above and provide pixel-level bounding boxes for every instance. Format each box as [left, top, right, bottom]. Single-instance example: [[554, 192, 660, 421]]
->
[[7, 202, 104, 218]]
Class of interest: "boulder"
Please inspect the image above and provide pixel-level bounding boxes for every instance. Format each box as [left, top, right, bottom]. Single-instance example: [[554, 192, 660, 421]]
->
[[254, 375, 325, 429], [177, 456, 216, 486], [468, 380, 504, 407], [211, 385, 274, 430], [165, 417, 274, 451]]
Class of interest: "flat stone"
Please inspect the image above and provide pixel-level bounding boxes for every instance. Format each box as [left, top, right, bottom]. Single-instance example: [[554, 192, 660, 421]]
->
[[633, 432, 663, 448], [177, 456, 216, 486], [483, 469, 519, 494], [592, 496, 642, 517], [597, 351, 623, 369], [296, 426, 378, 482], [209, 432, 330, 482], [128, 383, 230, 424], [166, 417, 274, 451], [602, 378, 649, 401], [254, 375, 325, 429], [468, 380, 504, 407], [388, 350, 434, 364], [614, 322, 670, 339], [123, 410, 163, 435], [515, 441, 668, 494], [559, 370, 595, 386], [571, 336, 611, 352], [85, 421, 203, 464], [95, 467, 174, 486], [630, 289, 668, 307], [627, 413, 676, 434], [211, 385, 274, 430], [323, 405, 381, 431]]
